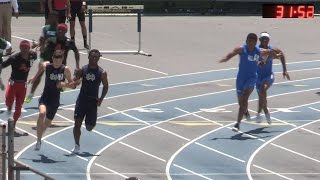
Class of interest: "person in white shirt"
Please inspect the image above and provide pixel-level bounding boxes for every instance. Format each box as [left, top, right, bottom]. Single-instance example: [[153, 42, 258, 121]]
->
[[0, 0, 19, 42]]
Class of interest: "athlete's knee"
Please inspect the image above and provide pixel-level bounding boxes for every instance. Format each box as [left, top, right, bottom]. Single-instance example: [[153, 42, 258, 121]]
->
[[85, 124, 95, 131], [80, 21, 86, 26], [74, 121, 82, 127], [44, 119, 52, 127], [38, 112, 46, 120]]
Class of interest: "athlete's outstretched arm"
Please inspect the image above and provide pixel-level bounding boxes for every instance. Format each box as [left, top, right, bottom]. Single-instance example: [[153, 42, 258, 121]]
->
[[72, 67, 83, 87], [219, 47, 242, 63], [260, 48, 276, 64], [58, 66, 76, 89], [28, 61, 48, 84], [97, 71, 109, 106], [273, 48, 290, 80]]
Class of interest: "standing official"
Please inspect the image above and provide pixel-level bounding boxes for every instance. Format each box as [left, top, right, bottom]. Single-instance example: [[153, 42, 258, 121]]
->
[[69, 0, 89, 49], [0, 0, 19, 42], [48, 0, 70, 23]]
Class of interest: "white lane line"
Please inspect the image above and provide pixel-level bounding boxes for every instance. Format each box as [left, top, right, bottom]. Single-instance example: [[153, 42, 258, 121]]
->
[[108, 107, 150, 125], [87, 112, 203, 180], [96, 65, 320, 88], [101, 78, 235, 102], [153, 126, 190, 141], [167, 100, 320, 180], [119, 141, 166, 162], [253, 165, 294, 180], [55, 113, 115, 140], [166, 124, 232, 180], [271, 143, 320, 163], [175, 107, 223, 126], [15, 82, 320, 179], [226, 127, 266, 142], [309, 107, 320, 112], [108, 107, 190, 141], [173, 164, 213, 180], [12, 35, 168, 76], [19, 112, 39, 119], [14, 125, 88, 161], [100, 77, 320, 120], [246, 119, 320, 180], [195, 142, 245, 163], [301, 128, 320, 136], [175, 107, 265, 142], [17, 172, 320, 175], [95, 163, 128, 179], [271, 117, 298, 127]]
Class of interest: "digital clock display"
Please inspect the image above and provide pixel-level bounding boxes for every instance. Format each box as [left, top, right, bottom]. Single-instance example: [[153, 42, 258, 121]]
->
[[263, 4, 314, 18]]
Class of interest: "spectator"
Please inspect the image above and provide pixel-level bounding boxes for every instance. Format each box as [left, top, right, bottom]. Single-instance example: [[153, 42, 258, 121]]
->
[[0, 0, 19, 42]]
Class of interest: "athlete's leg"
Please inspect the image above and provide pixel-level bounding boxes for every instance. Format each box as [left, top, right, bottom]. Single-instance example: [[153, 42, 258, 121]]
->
[[259, 81, 271, 115], [233, 77, 256, 131], [73, 117, 83, 146], [69, 5, 77, 40], [237, 88, 254, 124], [78, 11, 88, 49], [72, 98, 85, 153], [26, 63, 44, 103], [13, 83, 27, 127], [36, 104, 47, 142], [70, 20, 76, 39], [5, 81, 15, 113]]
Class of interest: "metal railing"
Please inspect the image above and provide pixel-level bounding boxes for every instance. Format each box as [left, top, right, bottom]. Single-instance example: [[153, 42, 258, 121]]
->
[[1, 118, 54, 180]]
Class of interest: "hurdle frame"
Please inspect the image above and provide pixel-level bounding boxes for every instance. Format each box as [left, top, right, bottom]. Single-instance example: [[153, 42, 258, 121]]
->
[[87, 5, 152, 56], [5, 118, 54, 180]]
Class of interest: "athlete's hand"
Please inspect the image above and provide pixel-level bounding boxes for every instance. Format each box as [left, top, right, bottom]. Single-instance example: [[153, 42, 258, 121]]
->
[[28, 77, 35, 84], [81, 5, 87, 12], [97, 98, 103, 106], [67, 13, 71, 21], [5, 47, 13, 55], [14, 12, 19, 19], [56, 81, 65, 89], [257, 60, 266, 67], [283, 71, 290, 80]]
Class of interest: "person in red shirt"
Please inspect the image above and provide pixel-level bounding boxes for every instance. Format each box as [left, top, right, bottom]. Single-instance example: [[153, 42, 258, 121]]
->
[[69, 0, 89, 49], [0, 40, 37, 128], [48, 0, 71, 23]]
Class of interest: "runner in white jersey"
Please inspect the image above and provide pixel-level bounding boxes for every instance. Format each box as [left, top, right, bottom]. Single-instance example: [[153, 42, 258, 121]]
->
[[255, 32, 290, 124]]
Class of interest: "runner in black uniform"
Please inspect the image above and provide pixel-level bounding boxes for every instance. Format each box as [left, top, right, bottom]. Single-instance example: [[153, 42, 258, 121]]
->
[[25, 23, 80, 103], [30, 49, 75, 151], [71, 49, 109, 153]]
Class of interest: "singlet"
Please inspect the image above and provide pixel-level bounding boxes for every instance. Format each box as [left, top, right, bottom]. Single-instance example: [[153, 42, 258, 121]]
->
[[42, 64, 65, 99], [257, 45, 273, 77], [79, 64, 103, 99], [237, 45, 261, 78]]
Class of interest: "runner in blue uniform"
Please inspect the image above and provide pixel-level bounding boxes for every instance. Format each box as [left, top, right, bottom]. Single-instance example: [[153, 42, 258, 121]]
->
[[219, 33, 274, 132], [71, 49, 109, 153], [29, 50, 75, 150], [255, 32, 290, 124]]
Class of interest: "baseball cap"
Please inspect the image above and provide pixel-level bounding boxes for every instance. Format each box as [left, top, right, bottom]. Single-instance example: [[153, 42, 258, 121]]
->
[[20, 40, 31, 48], [260, 32, 270, 39], [57, 23, 68, 32]]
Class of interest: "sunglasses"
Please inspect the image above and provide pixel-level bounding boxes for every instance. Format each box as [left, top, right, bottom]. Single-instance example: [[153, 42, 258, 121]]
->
[[53, 55, 63, 59]]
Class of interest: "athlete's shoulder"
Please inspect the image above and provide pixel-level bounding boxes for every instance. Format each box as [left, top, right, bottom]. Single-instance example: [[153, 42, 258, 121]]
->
[[29, 50, 37, 56]]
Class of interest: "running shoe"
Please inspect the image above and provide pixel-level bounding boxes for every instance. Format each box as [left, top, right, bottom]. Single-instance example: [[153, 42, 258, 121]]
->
[[232, 123, 240, 132], [25, 94, 33, 103]]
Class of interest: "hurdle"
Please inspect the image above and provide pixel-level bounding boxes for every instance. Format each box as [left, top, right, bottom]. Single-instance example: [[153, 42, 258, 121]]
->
[[4, 118, 54, 180], [87, 5, 152, 56]]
